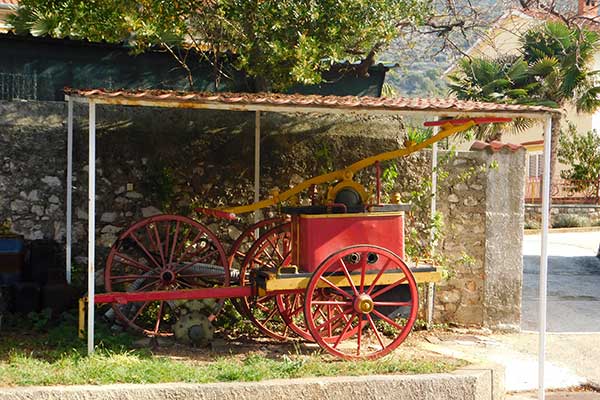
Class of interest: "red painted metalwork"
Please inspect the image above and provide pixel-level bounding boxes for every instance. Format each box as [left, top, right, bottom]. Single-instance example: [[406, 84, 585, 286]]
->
[[95, 286, 253, 304], [304, 245, 418, 360], [294, 213, 405, 273], [424, 117, 512, 126], [104, 214, 229, 336], [195, 207, 238, 221]]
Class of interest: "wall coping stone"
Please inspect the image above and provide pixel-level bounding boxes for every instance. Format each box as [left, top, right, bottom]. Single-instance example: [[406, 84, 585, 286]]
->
[[0, 363, 504, 400]]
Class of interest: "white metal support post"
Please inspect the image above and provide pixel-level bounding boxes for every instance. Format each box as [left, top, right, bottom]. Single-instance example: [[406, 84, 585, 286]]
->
[[254, 111, 261, 222], [66, 98, 73, 284], [427, 120, 439, 328], [538, 116, 552, 400], [87, 101, 96, 355]]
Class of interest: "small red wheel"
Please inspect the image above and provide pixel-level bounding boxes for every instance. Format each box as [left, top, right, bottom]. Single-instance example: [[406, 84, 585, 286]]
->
[[239, 223, 294, 340], [304, 245, 418, 360], [105, 214, 229, 336]]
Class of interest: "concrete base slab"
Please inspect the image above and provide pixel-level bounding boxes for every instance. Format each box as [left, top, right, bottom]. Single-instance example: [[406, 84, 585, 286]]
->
[[0, 365, 503, 400]]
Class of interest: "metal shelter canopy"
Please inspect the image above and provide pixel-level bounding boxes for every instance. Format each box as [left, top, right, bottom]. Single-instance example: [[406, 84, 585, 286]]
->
[[64, 88, 559, 400]]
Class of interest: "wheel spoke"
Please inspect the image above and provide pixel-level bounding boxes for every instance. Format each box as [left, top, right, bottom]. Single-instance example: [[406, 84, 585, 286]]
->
[[128, 232, 162, 269], [312, 300, 352, 306], [370, 277, 408, 299], [114, 252, 153, 272], [372, 309, 405, 331], [137, 279, 161, 292], [366, 259, 393, 295], [178, 231, 205, 260], [318, 276, 352, 299], [333, 313, 356, 349], [153, 223, 167, 267], [261, 307, 279, 325], [168, 221, 181, 267], [110, 274, 159, 283], [339, 258, 359, 296], [266, 235, 284, 261], [373, 301, 412, 307], [359, 258, 367, 293], [131, 301, 150, 323], [366, 313, 385, 349], [357, 314, 362, 356]]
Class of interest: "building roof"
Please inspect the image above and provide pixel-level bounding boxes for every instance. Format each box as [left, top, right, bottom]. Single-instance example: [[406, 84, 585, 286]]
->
[[64, 88, 559, 119], [518, 7, 600, 31], [470, 140, 524, 153], [0, 1, 19, 7]]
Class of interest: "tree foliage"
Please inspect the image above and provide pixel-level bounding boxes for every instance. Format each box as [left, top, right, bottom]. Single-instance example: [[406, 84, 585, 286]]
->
[[447, 21, 600, 179], [9, 0, 431, 91], [558, 123, 600, 187]]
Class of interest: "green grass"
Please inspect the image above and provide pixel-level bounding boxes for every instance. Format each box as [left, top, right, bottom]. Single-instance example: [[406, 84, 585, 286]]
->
[[0, 310, 465, 386], [0, 351, 462, 386]]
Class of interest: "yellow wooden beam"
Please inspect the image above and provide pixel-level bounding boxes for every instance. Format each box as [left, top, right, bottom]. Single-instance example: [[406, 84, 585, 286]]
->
[[224, 121, 475, 215], [257, 270, 442, 296]]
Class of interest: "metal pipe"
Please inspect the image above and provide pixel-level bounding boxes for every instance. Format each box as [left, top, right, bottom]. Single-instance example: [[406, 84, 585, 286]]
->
[[427, 118, 439, 328], [538, 116, 552, 400], [87, 100, 96, 355], [254, 110, 261, 224], [66, 98, 73, 284]]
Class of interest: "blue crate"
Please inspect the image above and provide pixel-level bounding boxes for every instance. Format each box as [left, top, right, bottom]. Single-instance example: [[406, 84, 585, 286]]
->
[[0, 237, 24, 254]]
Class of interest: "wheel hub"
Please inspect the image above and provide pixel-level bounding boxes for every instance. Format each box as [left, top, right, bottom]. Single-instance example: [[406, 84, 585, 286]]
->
[[160, 270, 176, 284], [354, 293, 374, 314]]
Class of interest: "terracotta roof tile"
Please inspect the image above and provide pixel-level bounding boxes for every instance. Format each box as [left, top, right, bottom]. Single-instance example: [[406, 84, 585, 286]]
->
[[64, 88, 559, 117], [0, 1, 19, 6], [470, 140, 524, 153], [519, 7, 600, 32]]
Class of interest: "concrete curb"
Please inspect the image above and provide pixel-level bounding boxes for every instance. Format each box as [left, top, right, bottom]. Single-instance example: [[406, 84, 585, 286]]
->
[[0, 364, 504, 400], [524, 226, 600, 235]]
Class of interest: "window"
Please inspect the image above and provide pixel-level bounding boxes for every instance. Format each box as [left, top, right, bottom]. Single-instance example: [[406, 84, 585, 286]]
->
[[527, 152, 543, 178]]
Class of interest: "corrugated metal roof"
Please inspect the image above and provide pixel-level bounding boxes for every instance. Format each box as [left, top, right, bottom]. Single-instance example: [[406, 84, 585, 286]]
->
[[0, 0, 19, 7], [64, 88, 559, 117]]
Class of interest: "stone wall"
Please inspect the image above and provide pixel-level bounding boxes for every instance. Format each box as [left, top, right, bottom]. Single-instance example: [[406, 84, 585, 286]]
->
[[436, 147, 526, 330], [1, 100, 527, 330], [525, 204, 600, 228], [0, 100, 412, 269]]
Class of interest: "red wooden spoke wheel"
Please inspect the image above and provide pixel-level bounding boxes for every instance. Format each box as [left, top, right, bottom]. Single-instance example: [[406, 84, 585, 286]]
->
[[228, 217, 285, 282], [239, 223, 294, 340], [304, 245, 418, 360], [105, 214, 229, 336], [276, 292, 312, 341]]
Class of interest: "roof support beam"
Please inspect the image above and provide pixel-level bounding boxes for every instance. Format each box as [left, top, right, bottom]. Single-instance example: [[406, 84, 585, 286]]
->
[[87, 100, 96, 355], [254, 111, 261, 223], [538, 115, 552, 400], [66, 98, 73, 284]]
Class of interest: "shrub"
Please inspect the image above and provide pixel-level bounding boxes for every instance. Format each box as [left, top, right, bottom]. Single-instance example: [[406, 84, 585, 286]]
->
[[552, 214, 590, 228]]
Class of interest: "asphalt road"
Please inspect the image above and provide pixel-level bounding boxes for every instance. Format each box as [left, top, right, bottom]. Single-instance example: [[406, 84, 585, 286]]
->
[[522, 231, 600, 333]]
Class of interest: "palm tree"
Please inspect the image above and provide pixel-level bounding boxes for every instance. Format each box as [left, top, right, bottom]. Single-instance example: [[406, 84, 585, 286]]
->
[[447, 55, 538, 141], [521, 21, 600, 181]]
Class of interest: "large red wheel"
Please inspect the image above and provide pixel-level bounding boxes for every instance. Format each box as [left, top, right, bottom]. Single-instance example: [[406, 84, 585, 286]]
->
[[228, 217, 285, 283], [304, 245, 418, 360], [239, 223, 294, 340], [105, 214, 229, 336]]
